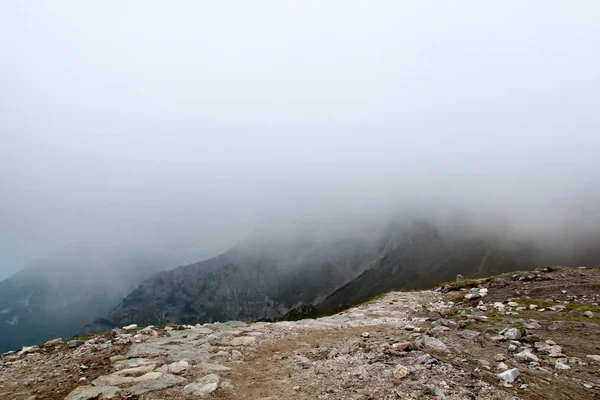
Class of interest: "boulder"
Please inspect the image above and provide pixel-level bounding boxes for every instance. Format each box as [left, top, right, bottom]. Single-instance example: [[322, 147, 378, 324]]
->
[[184, 374, 220, 396], [515, 350, 539, 363], [416, 335, 449, 352], [503, 328, 522, 340], [64, 385, 120, 400], [68, 340, 85, 349]]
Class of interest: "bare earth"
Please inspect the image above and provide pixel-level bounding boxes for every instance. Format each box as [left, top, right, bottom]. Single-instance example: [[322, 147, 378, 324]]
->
[[2, 266, 600, 400]]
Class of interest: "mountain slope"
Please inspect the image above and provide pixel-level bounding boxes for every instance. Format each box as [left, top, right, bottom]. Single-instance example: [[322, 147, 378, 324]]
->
[[89, 220, 600, 332], [0, 241, 207, 352], [87, 234, 380, 331], [316, 222, 595, 311]]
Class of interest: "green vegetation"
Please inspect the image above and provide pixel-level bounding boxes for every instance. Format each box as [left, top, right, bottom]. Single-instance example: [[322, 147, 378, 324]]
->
[[513, 297, 600, 314], [437, 271, 519, 291], [438, 279, 482, 290], [513, 297, 555, 309], [357, 291, 391, 306], [72, 334, 95, 341], [564, 302, 600, 313]]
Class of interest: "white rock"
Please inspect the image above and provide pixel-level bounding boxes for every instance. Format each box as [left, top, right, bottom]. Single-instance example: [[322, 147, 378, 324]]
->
[[555, 360, 571, 370], [497, 368, 520, 383], [515, 350, 539, 363], [503, 328, 522, 340], [123, 324, 138, 331], [361, 332, 370, 338], [586, 355, 600, 362], [18, 346, 38, 356], [583, 311, 595, 318], [497, 362, 509, 371]]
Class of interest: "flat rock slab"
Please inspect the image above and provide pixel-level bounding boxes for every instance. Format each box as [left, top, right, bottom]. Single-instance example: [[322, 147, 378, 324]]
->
[[115, 363, 157, 376], [127, 373, 186, 395], [92, 375, 135, 386], [65, 385, 120, 400], [113, 358, 152, 370], [184, 382, 218, 396], [127, 339, 211, 361]]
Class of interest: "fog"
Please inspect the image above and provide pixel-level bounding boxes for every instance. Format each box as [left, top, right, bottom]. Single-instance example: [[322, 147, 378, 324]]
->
[[1, 1, 600, 279]]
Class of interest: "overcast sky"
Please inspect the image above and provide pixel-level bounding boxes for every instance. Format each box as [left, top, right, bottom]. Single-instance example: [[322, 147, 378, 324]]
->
[[1, 1, 599, 279]]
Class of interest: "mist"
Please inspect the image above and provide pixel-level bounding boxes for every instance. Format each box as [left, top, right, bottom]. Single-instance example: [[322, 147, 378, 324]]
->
[[1, 1, 600, 279]]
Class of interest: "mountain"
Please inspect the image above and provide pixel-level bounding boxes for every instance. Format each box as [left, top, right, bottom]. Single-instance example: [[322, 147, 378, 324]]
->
[[0, 241, 209, 353], [84, 233, 380, 331], [88, 219, 593, 331], [315, 221, 552, 311]]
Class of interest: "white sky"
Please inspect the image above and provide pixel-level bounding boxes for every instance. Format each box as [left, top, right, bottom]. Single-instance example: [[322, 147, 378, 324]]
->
[[1, 1, 599, 278]]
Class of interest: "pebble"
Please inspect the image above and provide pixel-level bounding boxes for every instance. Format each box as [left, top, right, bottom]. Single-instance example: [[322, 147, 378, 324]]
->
[[393, 365, 409, 379], [361, 332, 370, 338]]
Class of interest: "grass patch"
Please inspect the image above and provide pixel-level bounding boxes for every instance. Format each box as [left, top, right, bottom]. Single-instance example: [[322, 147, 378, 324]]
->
[[514, 297, 555, 309], [72, 334, 95, 341], [357, 291, 391, 306], [484, 311, 504, 322], [514, 297, 600, 314], [564, 302, 600, 313], [437, 271, 519, 291], [439, 279, 482, 290]]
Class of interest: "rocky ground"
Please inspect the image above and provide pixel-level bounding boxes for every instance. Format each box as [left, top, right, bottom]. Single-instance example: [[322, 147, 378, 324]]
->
[[2, 266, 600, 399]]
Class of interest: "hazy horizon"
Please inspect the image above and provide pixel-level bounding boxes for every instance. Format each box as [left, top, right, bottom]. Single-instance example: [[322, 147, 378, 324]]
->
[[1, 1, 600, 279]]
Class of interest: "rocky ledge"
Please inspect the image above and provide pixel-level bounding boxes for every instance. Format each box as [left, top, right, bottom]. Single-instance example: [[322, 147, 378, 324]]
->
[[1, 266, 600, 399]]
